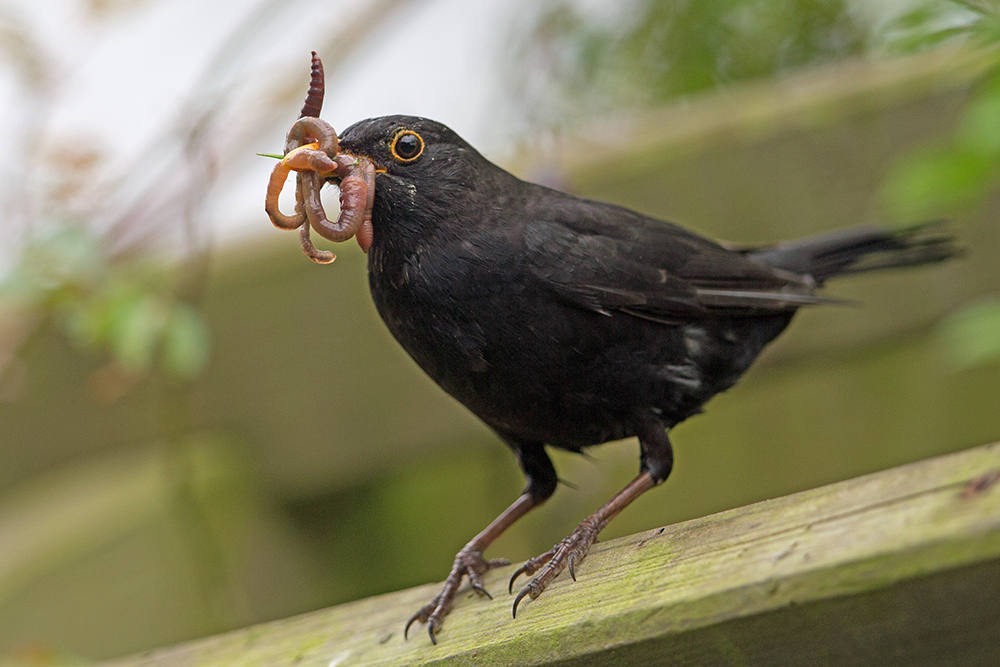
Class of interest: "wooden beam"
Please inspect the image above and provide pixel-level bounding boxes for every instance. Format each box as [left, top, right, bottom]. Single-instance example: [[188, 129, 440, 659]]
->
[[103, 441, 1000, 666]]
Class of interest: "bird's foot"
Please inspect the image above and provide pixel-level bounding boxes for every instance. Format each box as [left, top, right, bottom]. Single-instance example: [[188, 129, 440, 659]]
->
[[404, 546, 509, 644], [509, 517, 600, 617]]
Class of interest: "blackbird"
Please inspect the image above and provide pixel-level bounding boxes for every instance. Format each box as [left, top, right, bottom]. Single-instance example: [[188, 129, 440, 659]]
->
[[282, 111, 956, 643]]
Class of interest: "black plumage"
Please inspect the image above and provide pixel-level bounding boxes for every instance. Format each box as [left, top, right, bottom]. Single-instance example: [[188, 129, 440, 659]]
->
[[332, 115, 956, 642]]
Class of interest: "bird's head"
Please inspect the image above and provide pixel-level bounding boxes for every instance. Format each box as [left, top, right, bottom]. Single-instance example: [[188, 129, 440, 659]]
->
[[265, 53, 515, 262], [337, 115, 476, 179], [333, 115, 505, 248], [337, 116, 496, 205], [265, 109, 509, 262], [340, 116, 516, 254]]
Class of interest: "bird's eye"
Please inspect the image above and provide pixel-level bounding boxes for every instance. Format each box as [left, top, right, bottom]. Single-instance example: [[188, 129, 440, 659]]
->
[[390, 130, 424, 162]]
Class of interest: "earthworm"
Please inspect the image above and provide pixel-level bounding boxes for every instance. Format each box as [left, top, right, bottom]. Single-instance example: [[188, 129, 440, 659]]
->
[[293, 156, 367, 245], [299, 207, 336, 264], [264, 157, 305, 230], [284, 142, 338, 173], [264, 140, 336, 230], [264, 52, 377, 263], [300, 51, 324, 119], [356, 158, 376, 253], [283, 117, 339, 156]]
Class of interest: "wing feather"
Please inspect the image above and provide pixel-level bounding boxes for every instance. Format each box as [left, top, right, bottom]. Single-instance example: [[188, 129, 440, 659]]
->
[[522, 187, 819, 319]]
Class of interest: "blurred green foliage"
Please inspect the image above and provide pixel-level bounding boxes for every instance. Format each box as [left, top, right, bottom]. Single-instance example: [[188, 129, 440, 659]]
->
[[883, 0, 1000, 54], [882, 1, 1000, 220], [511, 0, 870, 126], [938, 299, 1000, 367], [1, 225, 209, 381], [877, 0, 1000, 367]]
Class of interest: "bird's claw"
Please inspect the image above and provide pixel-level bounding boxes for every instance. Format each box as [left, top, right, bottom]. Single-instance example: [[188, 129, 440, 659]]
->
[[508, 548, 555, 593], [469, 575, 493, 600], [511, 520, 599, 618], [404, 604, 436, 644], [404, 547, 509, 643]]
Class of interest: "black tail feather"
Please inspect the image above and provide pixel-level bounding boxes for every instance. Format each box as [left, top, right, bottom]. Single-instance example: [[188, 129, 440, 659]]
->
[[747, 221, 959, 284]]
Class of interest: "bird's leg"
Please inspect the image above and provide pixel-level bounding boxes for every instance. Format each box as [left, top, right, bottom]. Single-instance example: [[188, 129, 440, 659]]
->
[[509, 472, 655, 616], [406, 443, 556, 644], [404, 493, 534, 644], [510, 420, 673, 617]]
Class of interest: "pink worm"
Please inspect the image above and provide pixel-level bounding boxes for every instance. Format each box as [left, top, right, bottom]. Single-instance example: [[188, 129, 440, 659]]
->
[[263, 53, 376, 262]]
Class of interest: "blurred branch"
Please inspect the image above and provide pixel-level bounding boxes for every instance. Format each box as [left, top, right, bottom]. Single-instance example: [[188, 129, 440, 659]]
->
[[100, 0, 423, 260], [0, 6, 55, 254], [0, 7, 49, 91], [0, 0, 424, 387]]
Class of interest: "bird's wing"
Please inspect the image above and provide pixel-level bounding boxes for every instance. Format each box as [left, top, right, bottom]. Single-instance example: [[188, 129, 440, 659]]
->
[[523, 192, 830, 321]]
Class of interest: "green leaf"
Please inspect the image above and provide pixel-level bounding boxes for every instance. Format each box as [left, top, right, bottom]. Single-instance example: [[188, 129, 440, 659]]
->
[[161, 303, 210, 379], [63, 297, 112, 349], [256, 152, 284, 160], [971, 10, 1000, 43], [882, 2, 980, 54], [17, 225, 105, 297], [109, 296, 171, 373], [956, 73, 1000, 154], [881, 145, 999, 219], [894, 5, 940, 30], [938, 299, 1000, 368]]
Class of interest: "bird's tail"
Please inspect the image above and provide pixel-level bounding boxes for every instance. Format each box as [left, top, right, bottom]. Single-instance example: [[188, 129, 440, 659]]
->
[[746, 221, 959, 284]]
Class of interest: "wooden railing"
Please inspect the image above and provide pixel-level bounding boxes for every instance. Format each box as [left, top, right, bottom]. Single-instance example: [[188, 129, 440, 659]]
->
[[102, 441, 1000, 667]]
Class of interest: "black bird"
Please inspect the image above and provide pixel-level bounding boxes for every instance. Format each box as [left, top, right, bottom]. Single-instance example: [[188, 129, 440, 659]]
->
[[325, 115, 956, 643]]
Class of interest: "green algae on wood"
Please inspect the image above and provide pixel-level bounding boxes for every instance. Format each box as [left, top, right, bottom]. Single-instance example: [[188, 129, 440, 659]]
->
[[101, 441, 1000, 667]]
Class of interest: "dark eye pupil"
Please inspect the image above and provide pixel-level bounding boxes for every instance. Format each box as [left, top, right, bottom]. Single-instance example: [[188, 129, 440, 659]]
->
[[396, 134, 420, 159]]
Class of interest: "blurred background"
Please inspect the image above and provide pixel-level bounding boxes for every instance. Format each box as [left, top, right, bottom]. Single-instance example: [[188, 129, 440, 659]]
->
[[0, 0, 998, 662]]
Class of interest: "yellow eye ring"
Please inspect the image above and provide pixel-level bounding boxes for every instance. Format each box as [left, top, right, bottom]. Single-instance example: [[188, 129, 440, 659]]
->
[[390, 129, 424, 163]]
